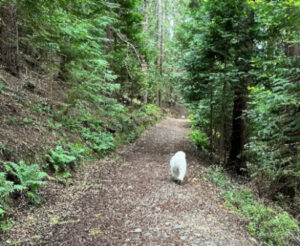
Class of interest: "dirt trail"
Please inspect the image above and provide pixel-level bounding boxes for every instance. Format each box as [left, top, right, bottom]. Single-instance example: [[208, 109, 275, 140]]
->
[[2, 118, 255, 246]]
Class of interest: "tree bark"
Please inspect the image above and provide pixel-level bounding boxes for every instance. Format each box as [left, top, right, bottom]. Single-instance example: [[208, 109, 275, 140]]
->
[[227, 86, 248, 173], [142, 0, 148, 33], [227, 6, 254, 174], [156, 0, 164, 107], [0, 1, 19, 76], [286, 43, 300, 57], [210, 89, 213, 159], [142, 0, 149, 104], [219, 81, 227, 163]]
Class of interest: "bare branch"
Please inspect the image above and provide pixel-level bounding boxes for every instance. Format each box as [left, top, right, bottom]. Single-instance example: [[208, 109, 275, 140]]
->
[[113, 30, 143, 65]]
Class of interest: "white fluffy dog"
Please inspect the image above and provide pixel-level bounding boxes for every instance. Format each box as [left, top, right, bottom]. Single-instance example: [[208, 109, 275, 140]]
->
[[170, 151, 187, 184]]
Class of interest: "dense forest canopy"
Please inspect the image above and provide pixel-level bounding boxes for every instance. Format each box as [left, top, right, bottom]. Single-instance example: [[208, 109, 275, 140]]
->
[[0, 0, 299, 244], [177, 0, 300, 215]]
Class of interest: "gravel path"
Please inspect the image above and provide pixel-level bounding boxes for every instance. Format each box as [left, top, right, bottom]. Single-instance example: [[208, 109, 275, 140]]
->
[[2, 118, 255, 246]]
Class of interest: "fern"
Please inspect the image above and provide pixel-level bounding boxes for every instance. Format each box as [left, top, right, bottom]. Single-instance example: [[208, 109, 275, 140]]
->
[[0, 172, 24, 198], [0, 172, 25, 225], [188, 130, 209, 149], [81, 127, 115, 155], [0, 205, 5, 218], [3, 161, 47, 193], [45, 145, 84, 173]]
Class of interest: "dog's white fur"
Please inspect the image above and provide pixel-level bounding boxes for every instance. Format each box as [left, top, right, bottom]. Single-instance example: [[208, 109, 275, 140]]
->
[[170, 151, 187, 184]]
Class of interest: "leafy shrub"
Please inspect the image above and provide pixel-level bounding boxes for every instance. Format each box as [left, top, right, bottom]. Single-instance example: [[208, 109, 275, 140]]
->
[[114, 104, 162, 143], [81, 128, 115, 156], [188, 112, 209, 129], [130, 104, 162, 128], [45, 145, 84, 174], [23, 118, 34, 124], [33, 103, 52, 114], [246, 69, 300, 212], [208, 166, 229, 187], [141, 104, 162, 120], [188, 130, 209, 149], [47, 120, 63, 130], [223, 188, 299, 245]]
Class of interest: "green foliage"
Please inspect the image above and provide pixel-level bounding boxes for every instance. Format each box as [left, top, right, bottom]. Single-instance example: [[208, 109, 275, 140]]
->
[[0, 0, 166, 234], [0, 172, 23, 198], [188, 110, 215, 151], [3, 161, 47, 193], [23, 118, 34, 124], [116, 104, 163, 143], [0, 167, 44, 232], [7, 116, 17, 126], [223, 188, 299, 245], [245, 68, 300, 206], [33, 103, 52, 114], [0, 205, 5, 220], [177, 0, 300, 216], [188, 130, 209, 149], [207, 166, 229, 187], [208, 166, 300, 245], [23, 117, 35, 128], [0, 171, 23, 228], [131, 104, 162, 127], [188, 112, 209, 130], [3, 161, 47, 204], [15, 0, 162, 163], [81, 128, 115, 156], [47, 120, 63, 130], [17, 0, 151, 113], [45, 145, 84, 174]]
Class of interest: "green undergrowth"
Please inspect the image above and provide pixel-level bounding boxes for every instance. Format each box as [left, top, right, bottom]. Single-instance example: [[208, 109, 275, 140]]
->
[[0, 160, 47, 231], [116, 104, 163, 143], [0, 102, 162, 232], [188, 113, 210, 150], [188, 129, 209, 149], [207, 166, 300, 246], [45, 144, 86, 183]]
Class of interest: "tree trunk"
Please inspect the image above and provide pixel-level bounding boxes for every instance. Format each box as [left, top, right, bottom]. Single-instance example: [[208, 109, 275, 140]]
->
[[0, 1, 19, 76], [143, 0, 148, 33], [286, 43, 300, 57], [143, 89, 148, 104], [156, 0, 164, 107], [227, 87, 248, 173], [227, 7, 254, 174], [210, 89, 213, 159], [219, 81, 227, 164], [156, 89, 162, 107], [159, 0, 164, 76], [142, 0, 149, 104]]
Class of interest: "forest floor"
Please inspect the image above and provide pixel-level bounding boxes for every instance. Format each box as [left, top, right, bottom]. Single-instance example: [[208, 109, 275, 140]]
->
[[2, 118, 257, 246]]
